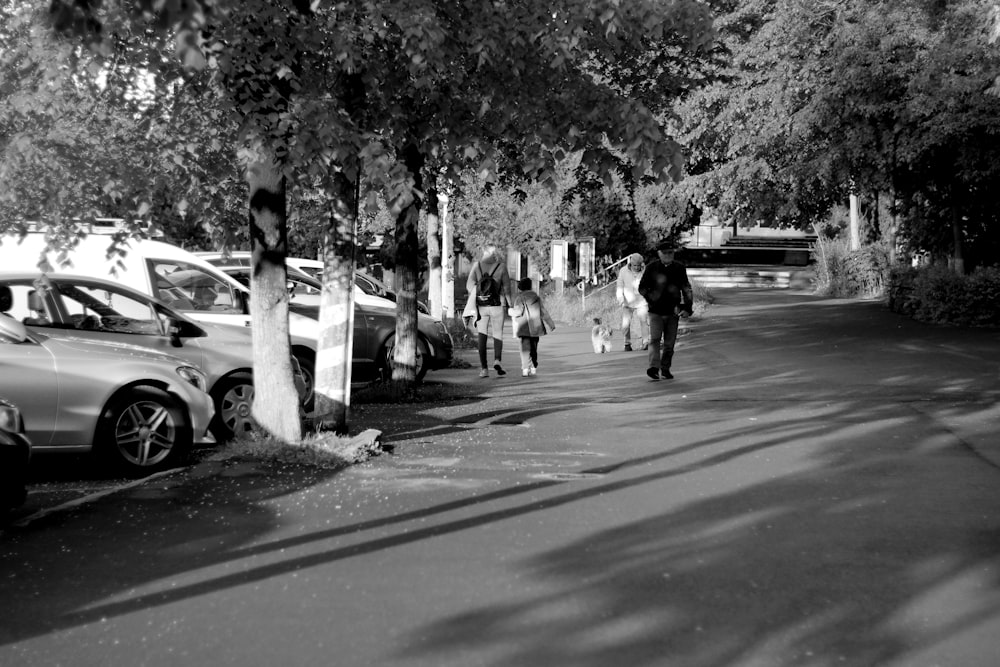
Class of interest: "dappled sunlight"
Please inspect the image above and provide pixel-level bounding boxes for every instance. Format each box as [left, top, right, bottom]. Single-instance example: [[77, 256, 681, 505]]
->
[[401, 412, 1000, 666], [2, 289, 997, 665]]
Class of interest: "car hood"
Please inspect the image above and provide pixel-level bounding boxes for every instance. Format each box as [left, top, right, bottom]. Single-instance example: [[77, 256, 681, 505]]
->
[[41, 334, 192, 366]]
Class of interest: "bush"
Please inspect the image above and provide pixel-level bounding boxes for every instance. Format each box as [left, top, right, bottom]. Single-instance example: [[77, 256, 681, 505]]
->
[[814, 236, 890, 298], [444, 315, 478, 350], [888, 264, 1000, 327]]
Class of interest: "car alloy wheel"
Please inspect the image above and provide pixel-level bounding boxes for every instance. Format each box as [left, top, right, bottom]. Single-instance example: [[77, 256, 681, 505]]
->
[[99, 385, 191, 474], [294, 351, 316, 410], [212, 373, 255, 441], [381, 336, 429, 382]]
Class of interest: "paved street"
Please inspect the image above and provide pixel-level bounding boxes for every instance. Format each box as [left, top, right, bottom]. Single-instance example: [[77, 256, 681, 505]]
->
[[2, 288, 999, 667]]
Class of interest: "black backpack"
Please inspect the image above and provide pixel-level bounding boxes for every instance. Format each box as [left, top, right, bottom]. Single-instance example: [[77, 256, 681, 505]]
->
[[475, 262, 502, 306]]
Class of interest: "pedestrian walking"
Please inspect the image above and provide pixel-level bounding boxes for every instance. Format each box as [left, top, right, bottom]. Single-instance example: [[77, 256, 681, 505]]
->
[[508, 277, 556, 377], [464, 245, 514, 377], [616, 252, 649, 351], [637, 240, 694, 380]]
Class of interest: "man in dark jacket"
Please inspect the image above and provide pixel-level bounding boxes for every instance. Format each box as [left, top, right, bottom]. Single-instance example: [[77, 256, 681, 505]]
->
[[637, 240, 694, 380]]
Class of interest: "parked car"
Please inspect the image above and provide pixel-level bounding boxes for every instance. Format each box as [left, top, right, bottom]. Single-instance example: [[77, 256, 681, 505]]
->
[[0, 273, 307, 440], [218, 265, 453, 382], [0, 398, 31, 512], [0, 311, 215, 475], [0, 233, 320, 396], [195, 251, 431, 314]]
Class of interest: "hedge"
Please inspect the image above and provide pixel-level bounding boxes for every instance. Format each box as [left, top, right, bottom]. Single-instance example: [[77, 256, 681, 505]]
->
[[887, 264, 1000, 327]]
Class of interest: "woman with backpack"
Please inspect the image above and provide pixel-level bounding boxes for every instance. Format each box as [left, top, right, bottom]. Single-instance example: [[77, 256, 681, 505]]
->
[[464, 245, 513, 377]]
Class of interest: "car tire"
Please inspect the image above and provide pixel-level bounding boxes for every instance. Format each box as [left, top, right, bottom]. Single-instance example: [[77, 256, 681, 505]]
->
[[380, 335, 429, 382], [210, 373, 255, 442], [96, 385, 192, 476], [293, 349, 316, 411]]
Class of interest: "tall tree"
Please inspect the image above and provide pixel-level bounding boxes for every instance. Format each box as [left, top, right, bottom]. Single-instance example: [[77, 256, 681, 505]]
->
[[35, 0, 720, 434], [678, 0, 1000, 270]]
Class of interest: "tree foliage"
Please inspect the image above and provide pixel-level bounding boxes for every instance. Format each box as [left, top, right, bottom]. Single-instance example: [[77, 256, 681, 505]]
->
[[678, 0, 1000, 270]]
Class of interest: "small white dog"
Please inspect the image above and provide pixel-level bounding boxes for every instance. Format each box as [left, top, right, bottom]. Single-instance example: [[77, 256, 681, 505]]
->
[[591, 318, 613, 353]]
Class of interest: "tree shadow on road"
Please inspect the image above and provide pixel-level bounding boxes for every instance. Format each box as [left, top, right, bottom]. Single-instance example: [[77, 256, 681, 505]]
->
[[1, 290, 998, 663], [393, 398, 1000, 666]]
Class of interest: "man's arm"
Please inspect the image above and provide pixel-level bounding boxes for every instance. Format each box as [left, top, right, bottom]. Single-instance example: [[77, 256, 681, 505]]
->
[[680, 267, 694, 315], [637, 264, 654, 299]]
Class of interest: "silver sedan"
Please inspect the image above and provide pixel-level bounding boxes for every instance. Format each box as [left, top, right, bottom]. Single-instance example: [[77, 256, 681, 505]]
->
[[0, 313, 214, 476], [0, 273, 308, 441]]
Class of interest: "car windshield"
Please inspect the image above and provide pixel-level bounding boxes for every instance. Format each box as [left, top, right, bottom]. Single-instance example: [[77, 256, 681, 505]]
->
[[222, 268, 320, 304], [147, 260, 243, 315], [204, 255, 251, 268]]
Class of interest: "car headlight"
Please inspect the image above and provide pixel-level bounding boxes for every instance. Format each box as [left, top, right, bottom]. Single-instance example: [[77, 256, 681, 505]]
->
[[0, 404, 22, 433], [176, 366, 209, 393]]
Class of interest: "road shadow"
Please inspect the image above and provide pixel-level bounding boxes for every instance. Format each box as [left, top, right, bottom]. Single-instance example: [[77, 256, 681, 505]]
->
[[0, 289, 998, 662]]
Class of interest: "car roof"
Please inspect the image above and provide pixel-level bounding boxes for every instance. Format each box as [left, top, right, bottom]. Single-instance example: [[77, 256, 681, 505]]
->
[[194, 252, 386, 284]]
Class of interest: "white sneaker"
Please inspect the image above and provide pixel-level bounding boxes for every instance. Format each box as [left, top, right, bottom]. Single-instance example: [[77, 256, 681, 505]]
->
[[478, 368, 489, 378], [522, 368, 530, 377], [528, 366, 537, 376]]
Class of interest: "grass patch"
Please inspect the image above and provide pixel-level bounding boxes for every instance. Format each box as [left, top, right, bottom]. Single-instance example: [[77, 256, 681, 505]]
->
[[445, 316, 478, 349], [352, 378, 475, 404], [219, 428, 384, 469]]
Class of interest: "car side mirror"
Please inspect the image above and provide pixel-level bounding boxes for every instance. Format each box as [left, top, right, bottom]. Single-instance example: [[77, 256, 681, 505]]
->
[[166, 318, 184, 347]]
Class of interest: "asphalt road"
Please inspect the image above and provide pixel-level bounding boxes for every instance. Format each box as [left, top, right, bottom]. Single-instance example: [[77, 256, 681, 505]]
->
[[2, 288, 999, 667]]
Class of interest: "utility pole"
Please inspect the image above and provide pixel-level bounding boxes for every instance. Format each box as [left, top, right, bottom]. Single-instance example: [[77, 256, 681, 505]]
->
[[849, 187, 861, 252]]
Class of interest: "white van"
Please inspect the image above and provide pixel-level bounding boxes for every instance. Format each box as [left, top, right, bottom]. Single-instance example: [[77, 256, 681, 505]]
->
[[0, 232, 319, 383]]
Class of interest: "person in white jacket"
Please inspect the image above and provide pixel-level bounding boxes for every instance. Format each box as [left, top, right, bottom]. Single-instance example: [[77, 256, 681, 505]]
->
[[616, 253, 648, 351]]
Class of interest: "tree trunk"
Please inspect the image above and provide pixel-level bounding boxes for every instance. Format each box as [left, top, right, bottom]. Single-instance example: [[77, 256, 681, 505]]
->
[[951, 203, 965, 275], [440, 190, 455, 320], [425, 182, 443, 321], [246, 153, 301, 443], [314, 169, 357, 433], [849, 191, 861, 252], [391, 144, 424, 384]]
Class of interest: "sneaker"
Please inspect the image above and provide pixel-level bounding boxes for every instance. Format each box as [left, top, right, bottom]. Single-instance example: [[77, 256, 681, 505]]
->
[[624, 343, 633, 352], [646, 367, 659, 380], [528, 365, 537, 376], [494, 362, 507, 376], [522, 368, 530, 377], [661, 369, 674, 379], [479, 368, 489, 378], [640, 341, 649, 351]]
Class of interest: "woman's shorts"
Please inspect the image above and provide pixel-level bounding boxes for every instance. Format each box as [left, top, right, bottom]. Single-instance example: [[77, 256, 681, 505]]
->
[[475, 305, 507, 338]]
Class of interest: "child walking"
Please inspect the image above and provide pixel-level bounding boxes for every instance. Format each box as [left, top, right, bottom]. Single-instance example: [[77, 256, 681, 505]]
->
[[508, 278, 556, 377]]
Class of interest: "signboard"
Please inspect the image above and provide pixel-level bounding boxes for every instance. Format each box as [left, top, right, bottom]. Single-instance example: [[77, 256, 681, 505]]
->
[[550, 240, 568, 280], [577, 236, 595, 280]]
